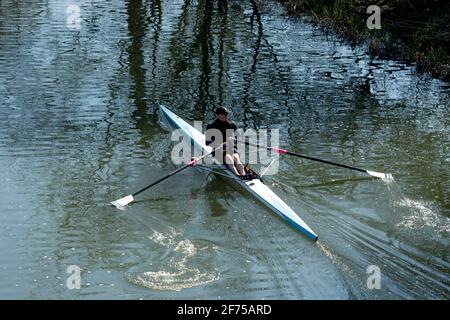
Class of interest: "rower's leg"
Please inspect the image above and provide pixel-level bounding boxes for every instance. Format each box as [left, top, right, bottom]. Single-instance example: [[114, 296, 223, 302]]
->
[[225, 154, 240, 176], [232, 153, 246, 176]]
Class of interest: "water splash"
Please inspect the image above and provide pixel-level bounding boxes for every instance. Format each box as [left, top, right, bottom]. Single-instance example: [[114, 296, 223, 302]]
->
[[395, 198, 450, 233], [126, 230, 219, 291]]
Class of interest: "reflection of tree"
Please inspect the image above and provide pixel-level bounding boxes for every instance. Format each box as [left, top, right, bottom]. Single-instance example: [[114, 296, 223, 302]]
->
[[127, 0, 150, 142], [217, 0, 228, 106], [242, 0, 264, 129], [193, 0, 214, 113], [166, 0, 220, 118], [163, 0, 295, 126], [168, 0, 192, 76], [149, 0, 162, 96], [239, 1, 294, 130]]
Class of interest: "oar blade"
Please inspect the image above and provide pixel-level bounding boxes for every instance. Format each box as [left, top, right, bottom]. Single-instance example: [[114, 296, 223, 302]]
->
[[366, 170, 394, 180], [111, 195, 134, 208]]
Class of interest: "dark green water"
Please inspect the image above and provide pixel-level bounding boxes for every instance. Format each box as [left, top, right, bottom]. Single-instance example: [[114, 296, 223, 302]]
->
[[0, 0, 448, 299]]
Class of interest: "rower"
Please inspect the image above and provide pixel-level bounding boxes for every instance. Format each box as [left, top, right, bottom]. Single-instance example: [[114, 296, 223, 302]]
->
[[205, 106, 247, 178]]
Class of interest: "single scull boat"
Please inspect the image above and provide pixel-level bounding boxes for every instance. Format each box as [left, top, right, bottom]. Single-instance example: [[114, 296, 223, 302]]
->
[[159, 105, 318, 241]]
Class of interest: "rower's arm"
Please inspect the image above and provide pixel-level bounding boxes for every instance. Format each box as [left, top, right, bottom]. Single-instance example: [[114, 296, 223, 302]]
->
[[205, 123, 214, 146], [205, 125, 224, 148]]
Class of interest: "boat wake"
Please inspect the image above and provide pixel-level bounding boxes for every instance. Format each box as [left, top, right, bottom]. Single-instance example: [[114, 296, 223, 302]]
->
[[125, 230, 219, 291]]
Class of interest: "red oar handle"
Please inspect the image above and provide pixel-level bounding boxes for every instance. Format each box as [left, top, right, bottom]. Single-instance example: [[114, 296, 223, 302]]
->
[[272, 147, 287, 155]]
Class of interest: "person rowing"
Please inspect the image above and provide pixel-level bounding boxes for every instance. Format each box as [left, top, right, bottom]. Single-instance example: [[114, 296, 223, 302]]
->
[[204, 106, 255, 179]]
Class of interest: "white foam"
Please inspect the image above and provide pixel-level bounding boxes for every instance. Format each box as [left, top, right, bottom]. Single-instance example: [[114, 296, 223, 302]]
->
[[396, 198, 449, 233]]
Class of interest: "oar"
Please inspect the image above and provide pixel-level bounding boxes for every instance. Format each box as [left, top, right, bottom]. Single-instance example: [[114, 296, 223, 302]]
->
[[236, 139, 393, 180], [111, 143, 225, 208]]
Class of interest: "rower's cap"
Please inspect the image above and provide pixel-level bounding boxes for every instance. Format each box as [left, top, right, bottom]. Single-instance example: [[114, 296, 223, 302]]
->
[[215, 106, 229, 115]]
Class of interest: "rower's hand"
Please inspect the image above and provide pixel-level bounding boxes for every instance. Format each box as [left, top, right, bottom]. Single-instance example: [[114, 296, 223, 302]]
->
[[190, 157, 200, 166]]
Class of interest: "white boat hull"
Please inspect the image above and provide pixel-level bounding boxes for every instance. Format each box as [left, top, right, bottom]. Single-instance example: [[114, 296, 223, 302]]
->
[[159, 105, 318, 241]]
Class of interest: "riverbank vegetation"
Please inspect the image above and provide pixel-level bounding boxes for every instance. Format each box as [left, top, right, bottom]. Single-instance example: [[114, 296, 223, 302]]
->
[[279, 0, 450, 81]]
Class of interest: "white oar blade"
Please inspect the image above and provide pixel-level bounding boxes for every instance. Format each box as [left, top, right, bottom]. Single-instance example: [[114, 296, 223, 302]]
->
[[111, 195, 134, 208], [366, 170, 394, 180]]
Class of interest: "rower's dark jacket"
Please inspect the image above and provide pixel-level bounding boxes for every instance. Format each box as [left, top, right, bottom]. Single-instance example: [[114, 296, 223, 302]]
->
[[205, 119, 238, 153]]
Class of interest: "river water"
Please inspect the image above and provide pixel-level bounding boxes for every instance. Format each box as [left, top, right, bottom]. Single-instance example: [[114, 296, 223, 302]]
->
[[0, 0, 448, 299]]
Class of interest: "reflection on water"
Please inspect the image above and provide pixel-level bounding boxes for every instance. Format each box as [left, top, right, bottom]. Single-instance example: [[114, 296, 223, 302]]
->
[[0, 0, 448, 299]]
